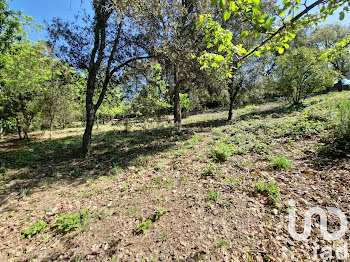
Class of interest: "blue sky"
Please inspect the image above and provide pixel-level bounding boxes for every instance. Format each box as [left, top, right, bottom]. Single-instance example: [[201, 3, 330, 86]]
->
[[9, 0, 92, 41], [8, 0, 349, 41]]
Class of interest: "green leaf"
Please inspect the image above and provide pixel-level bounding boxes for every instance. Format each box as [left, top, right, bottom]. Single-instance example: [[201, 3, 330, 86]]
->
[[239, 31, 249, 39], [229, 2, 238, 11], [223, 10, 232, 20], [211, 0, 218, 7], [219, 0, 225, 9], [278, 47, 285, 54], [339, 11, 345, 20]]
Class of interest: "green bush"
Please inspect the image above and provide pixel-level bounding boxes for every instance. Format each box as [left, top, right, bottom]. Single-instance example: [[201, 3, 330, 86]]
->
[[272, 155, 292, 169], [255, 179, 280, 204], [20, 220, 47, 239], [209, 143, 235, 162]]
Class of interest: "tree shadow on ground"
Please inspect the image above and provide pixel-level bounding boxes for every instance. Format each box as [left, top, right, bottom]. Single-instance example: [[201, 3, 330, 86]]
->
[[238, 103, 306, 121], [304, 138, 350, 170], [182, 118, 228, 130], [0, 126, 194, 206]]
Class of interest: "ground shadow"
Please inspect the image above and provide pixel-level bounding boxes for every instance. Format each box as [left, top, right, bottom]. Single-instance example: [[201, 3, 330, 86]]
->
[[238, 103, 306, 120], [0, 126, 194, 207]]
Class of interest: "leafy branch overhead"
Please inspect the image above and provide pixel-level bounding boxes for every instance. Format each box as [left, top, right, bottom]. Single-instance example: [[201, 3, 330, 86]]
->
[[196, 0, 350, 76]]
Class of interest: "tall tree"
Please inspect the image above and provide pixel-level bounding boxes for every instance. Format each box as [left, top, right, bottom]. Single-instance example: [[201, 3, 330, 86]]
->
[[48, 0, 150, 155]]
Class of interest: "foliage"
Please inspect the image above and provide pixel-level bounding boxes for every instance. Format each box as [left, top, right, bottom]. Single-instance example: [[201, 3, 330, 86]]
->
[[198, 0, 350, 77], [0, 0, 33, 53], [272, 155, 292, 169], [132, 64, 171, 118], [20, 220, 47, 239], [0, 41, 51, 138], [179, 93, 191, 115], [53, 210, 90, 232], [271, 47, 335, 104], [255, 179, 280, 204]]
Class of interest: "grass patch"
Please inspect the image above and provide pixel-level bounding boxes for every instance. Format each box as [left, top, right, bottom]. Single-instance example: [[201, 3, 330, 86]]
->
[[209, 143, 234, 162], [272, 155, 292, 169], [255, 179, 280, 204]]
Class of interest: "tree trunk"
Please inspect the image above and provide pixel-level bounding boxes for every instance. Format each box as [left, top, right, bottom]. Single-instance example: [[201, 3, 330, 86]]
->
[[96, 116, 100, 131], [228, 80, 241, 121], [0, 120, 3, 139], [82, 105, 95, 156], [16, 117, 22, 139], [23, 117, 32, 140], [174, 82, 182, 132], [49, 119, 53, 140]]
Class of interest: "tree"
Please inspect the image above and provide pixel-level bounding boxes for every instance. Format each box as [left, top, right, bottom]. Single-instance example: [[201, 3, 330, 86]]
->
[[48, 0, 150, 155], [0, 0, 33, 54], [271, 47, 335, 104], [311, 24, 350, 91], [0, 41, 50, 139], [40, 58, 79, 139], [131, 64, 171, 120], [125, 0, 230, 131]]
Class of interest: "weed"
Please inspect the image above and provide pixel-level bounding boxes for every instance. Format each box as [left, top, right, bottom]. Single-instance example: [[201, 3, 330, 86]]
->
[[255, 179, 280, 204], [122, 183, 129, 191], [209, 143, 235, 162], [226, 177, 239, 188], [54, 210, 90, 232], [206, 191, 220, 202], [158, 231, 168, 242], [20, 220, 47, 239], [153, 195, 164, 202], [41, 233, 52, 244], [20, 188, 33, 198], [153, 163, 163, 171], [217, 239, 230, 248], [153, 207, 166, 221], [181, 176, 191, 184], [136, 219, 152, 234], [272, 155, 292, 169], [202, 163, 219, 178], [152, 176, 162, 185], [9, 210, 15, 217], [162, 179, 173, 189]]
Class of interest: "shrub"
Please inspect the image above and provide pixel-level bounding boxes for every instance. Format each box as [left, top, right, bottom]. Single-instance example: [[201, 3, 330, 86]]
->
[[272, 155, 292, 169], [255, 179, 280, 204], [209, 143, 234, 162], [20, 220, 47, 239]]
